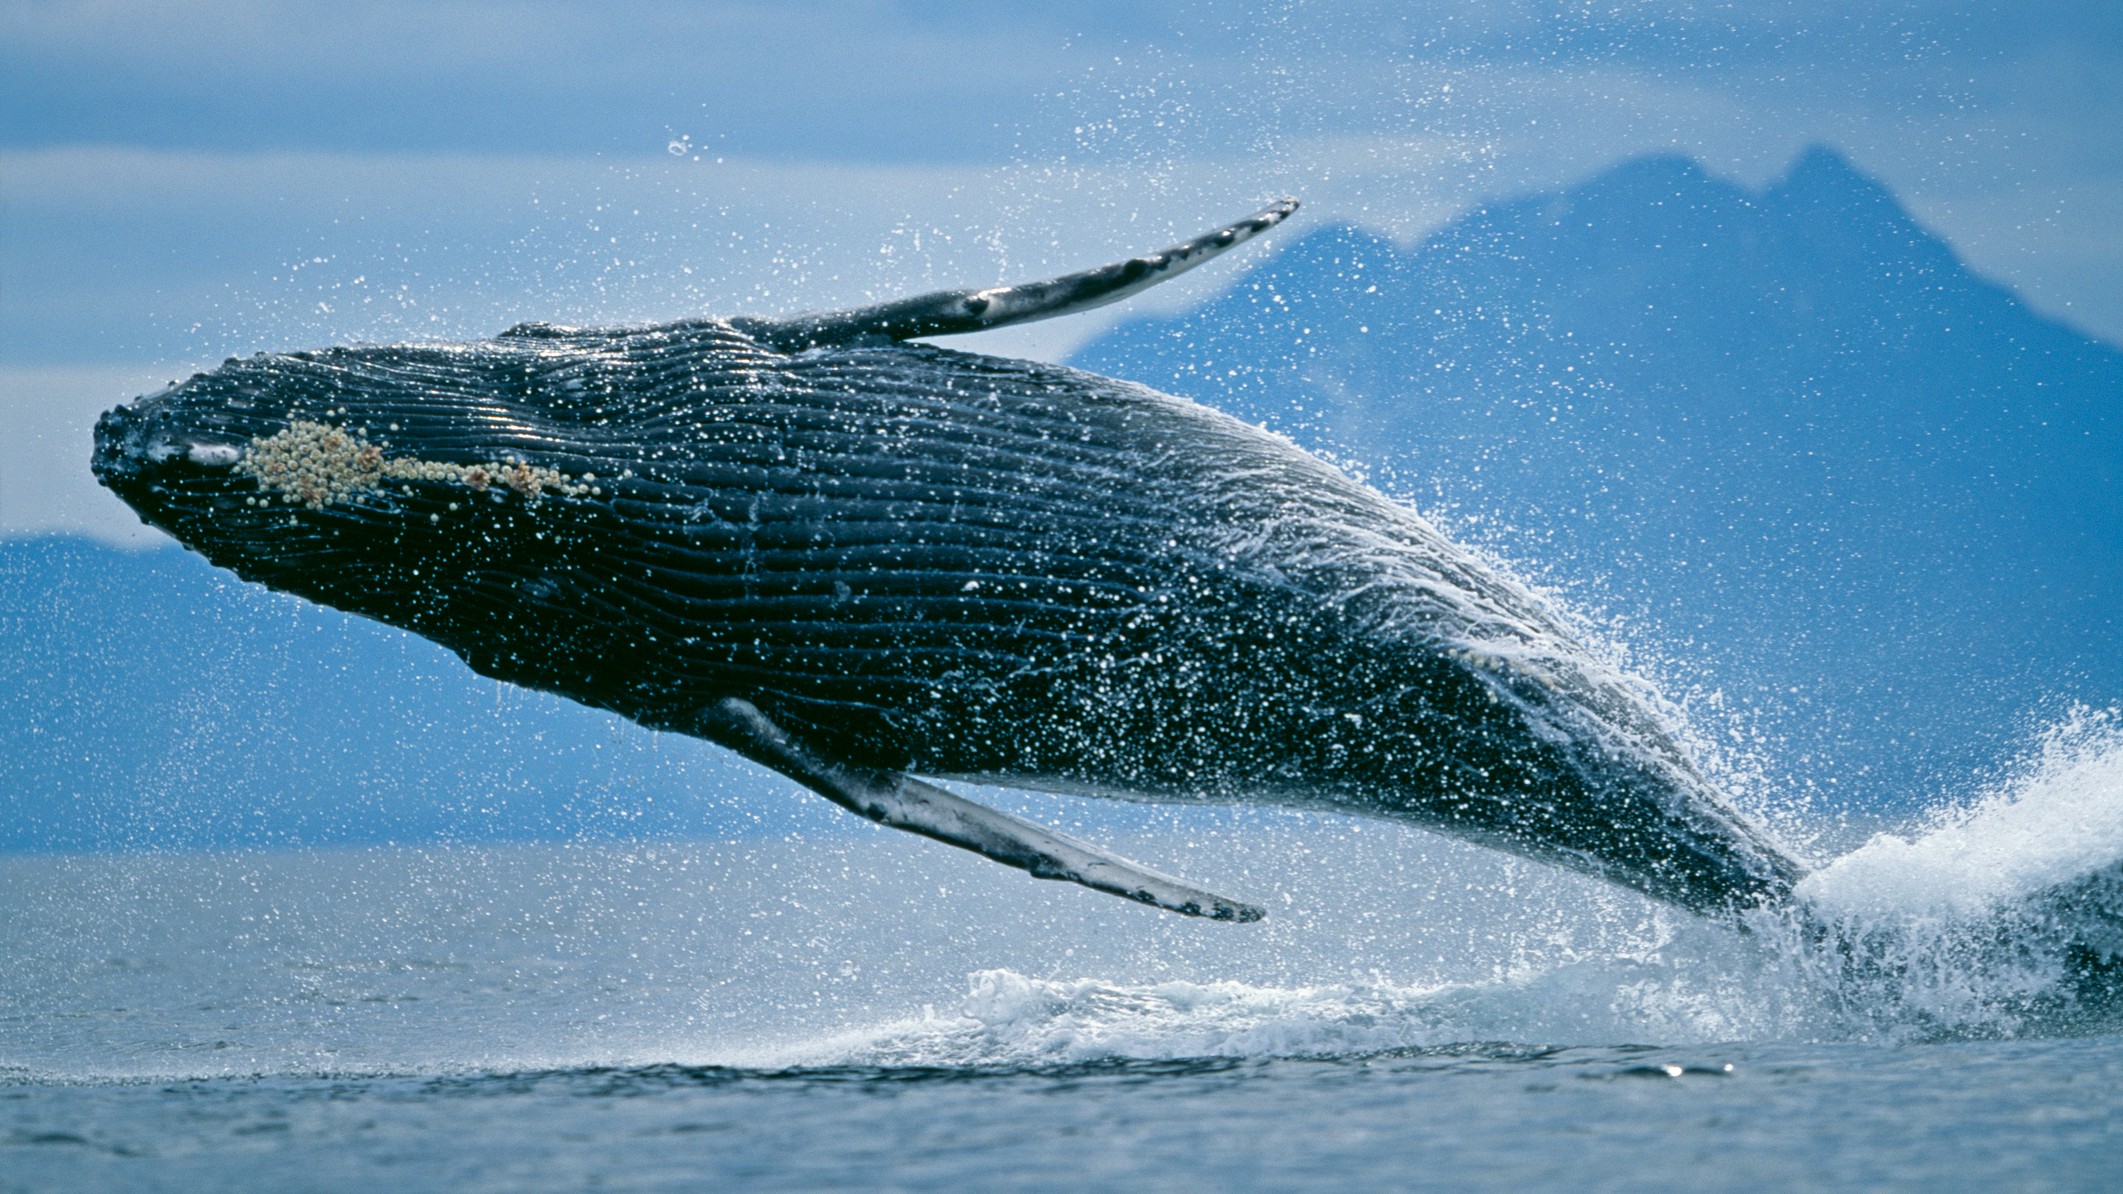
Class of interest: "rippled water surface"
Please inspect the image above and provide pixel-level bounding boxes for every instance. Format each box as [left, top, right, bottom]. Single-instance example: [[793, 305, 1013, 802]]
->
[[7, 740, 2123, 1191], [10, 1041, 2122, 1192]]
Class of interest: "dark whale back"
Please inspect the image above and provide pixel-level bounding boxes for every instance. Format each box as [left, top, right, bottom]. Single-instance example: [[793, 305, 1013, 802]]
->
[[106, 315, 1800, 914]]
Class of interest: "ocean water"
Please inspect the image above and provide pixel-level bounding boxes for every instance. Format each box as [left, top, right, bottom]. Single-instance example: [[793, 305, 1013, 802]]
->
[[7, 715, 2123, 1190]]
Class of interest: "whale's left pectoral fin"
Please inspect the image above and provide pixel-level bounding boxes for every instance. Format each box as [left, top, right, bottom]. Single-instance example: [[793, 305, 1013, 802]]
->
[[700, 697, 1264, 922], [729, 199, 1298, 352]]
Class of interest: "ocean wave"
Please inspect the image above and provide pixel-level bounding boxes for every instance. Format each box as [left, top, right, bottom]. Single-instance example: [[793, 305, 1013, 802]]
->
[[756, 948, 1801, 1069], [761, 719, 2123, 1067], [1802, 708, 2123, 921]]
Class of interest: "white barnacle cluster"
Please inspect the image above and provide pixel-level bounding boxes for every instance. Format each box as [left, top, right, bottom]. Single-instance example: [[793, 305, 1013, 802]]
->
[[235, 419, 598, 511]]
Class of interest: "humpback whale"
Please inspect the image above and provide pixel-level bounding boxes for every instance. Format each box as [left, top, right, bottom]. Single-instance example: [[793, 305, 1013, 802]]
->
[[91, 200, 1804, 922]]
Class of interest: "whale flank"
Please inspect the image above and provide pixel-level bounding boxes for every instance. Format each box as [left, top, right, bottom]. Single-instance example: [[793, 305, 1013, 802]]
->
[[91, 203, 1802, 920]]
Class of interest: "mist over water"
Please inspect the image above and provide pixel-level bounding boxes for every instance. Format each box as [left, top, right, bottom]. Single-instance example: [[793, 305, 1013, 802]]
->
[[8, 703, 2122, 1095]]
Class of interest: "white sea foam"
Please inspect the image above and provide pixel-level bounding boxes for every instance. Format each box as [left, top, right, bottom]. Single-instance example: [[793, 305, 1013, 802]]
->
[[753, 935, 1809, 1069], [1801, 708, 2123, 921], [758, 971, 1471, 1066], [752, 713, 2123, 1068]]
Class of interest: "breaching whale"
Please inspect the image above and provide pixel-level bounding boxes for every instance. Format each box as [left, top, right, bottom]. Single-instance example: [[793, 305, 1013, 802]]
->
[[91, 200, 1805, 922]]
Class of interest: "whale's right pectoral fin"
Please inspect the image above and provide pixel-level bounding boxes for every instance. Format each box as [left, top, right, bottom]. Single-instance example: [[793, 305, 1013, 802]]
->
[[729, 199, 1298, 353], [699, 697, 1264, 922]]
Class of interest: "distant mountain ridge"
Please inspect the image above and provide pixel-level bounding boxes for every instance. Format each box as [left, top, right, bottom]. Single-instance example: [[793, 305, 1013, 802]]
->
[[1071, 146, 2123, 808]]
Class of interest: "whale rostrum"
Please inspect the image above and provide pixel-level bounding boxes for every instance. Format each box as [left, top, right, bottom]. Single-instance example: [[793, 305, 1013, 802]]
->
[[91, 200, 1805, 921]]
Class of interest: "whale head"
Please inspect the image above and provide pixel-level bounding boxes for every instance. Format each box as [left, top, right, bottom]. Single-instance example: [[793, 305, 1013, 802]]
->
[[91, 341, 622, 648], [93, 358, 325, 567]]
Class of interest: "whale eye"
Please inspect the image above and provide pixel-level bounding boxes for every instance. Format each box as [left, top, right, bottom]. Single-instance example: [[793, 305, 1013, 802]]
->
[[186, 442, 242, 468]]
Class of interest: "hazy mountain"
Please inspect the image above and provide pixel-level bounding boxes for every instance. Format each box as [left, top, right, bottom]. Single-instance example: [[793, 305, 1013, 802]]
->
[[1071, 147, 2123, 810]]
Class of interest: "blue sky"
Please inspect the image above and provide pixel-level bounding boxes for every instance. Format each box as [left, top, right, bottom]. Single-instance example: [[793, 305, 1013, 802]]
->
[[3, 0, 2118, 541]]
